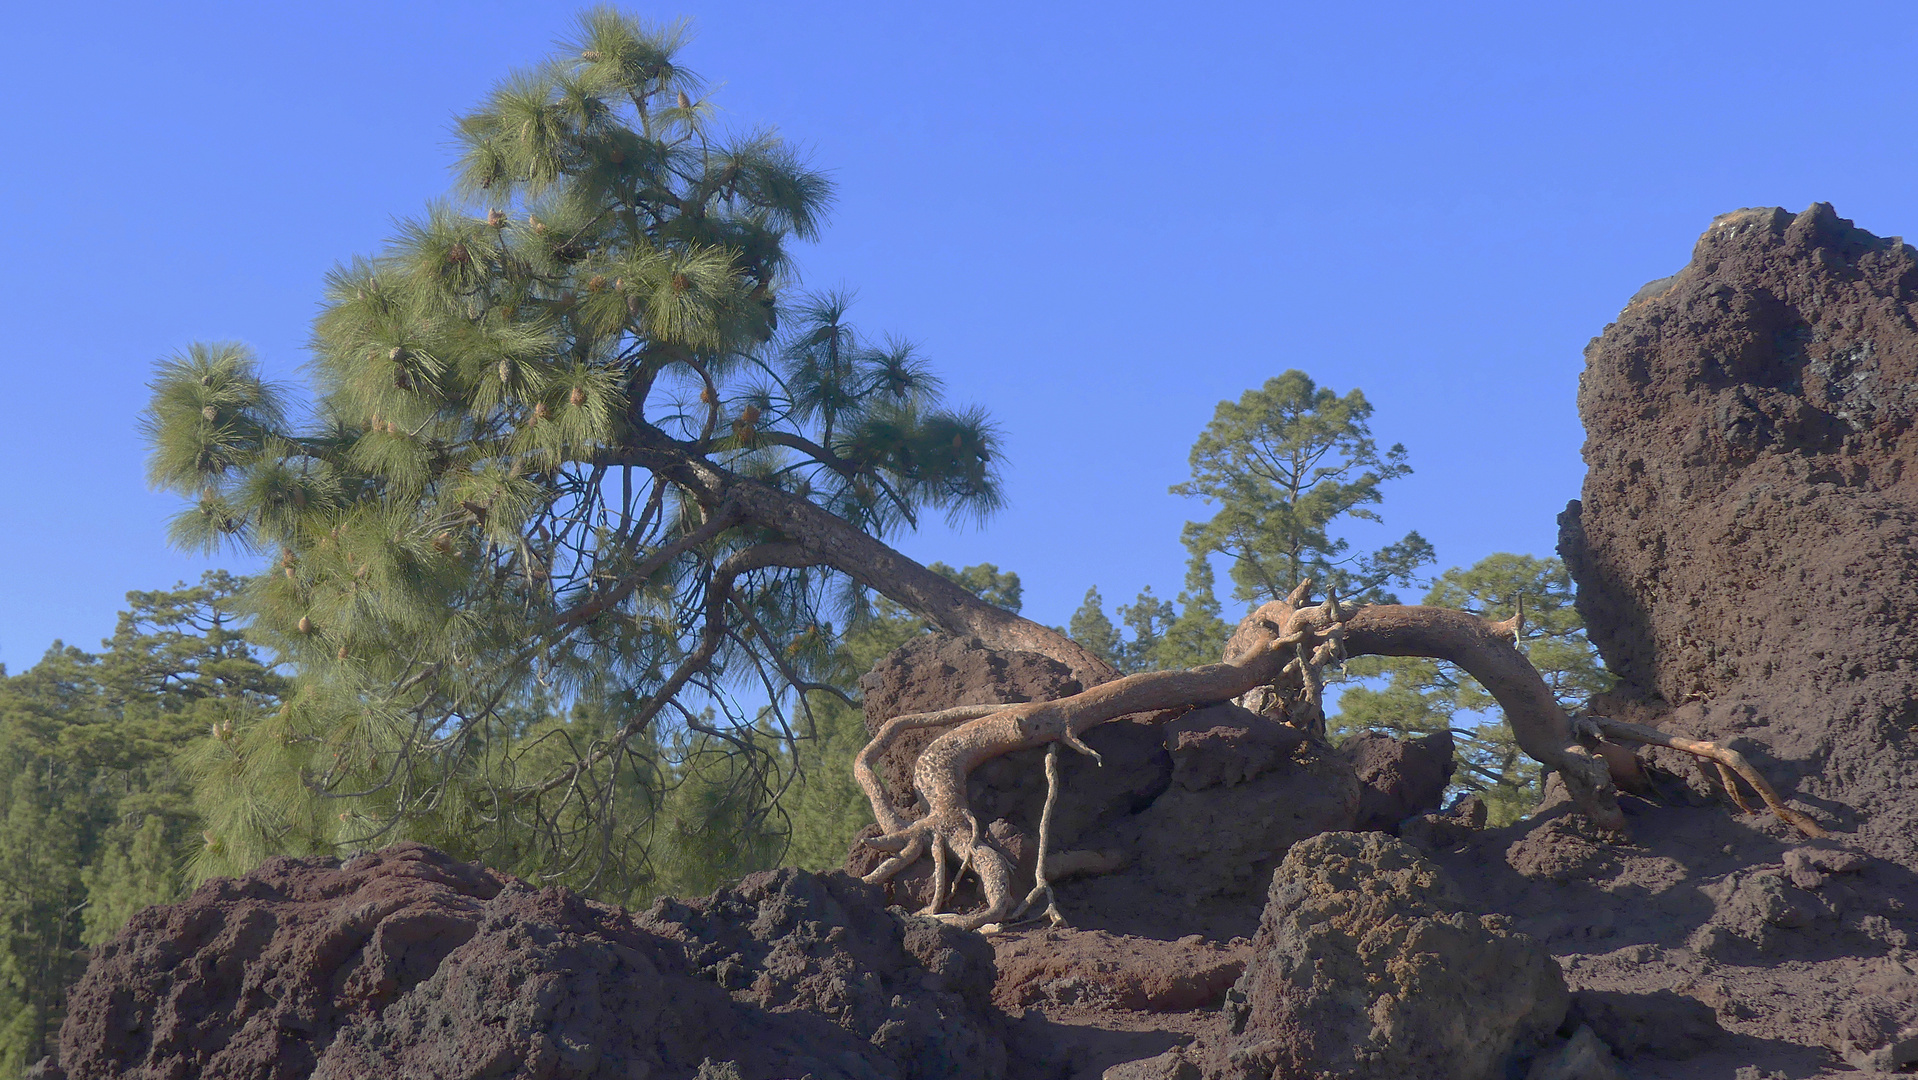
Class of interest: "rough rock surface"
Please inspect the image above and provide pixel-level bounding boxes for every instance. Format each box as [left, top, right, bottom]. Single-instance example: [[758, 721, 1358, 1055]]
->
[[859, 633, 1087, 813], [57, 843, 1006, 1080], [1193, 832, 1568, 1080], [1126, 729, 1358, 908], [639, 868, 1006, 1080], [848, 641, 1361, 930], [991, 929, 1247, 1014], [1339, 730, 1454, 833], [849, 634, 1174, 915], [1559, 202, 1918, 863], [1161, 705, 1308, 791]]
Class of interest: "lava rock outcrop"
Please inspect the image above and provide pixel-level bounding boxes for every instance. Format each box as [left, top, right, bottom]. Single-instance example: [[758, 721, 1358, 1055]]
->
[[56, 843, 1006, 1080], [1560, 202, 1918, 860]]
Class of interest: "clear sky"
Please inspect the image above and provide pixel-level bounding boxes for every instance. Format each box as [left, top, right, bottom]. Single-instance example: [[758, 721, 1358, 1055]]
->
[[3, 0, 1915, 668]]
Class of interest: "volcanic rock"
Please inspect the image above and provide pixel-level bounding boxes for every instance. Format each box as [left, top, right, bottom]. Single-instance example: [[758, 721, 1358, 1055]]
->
[[1824, 963, 1918, 1071], [849, 633, 1171, 912], [1401, 794, 1487, 854], [1162, 704, 1308, 791], [1522, 1026, 1623, 1080], [858, 633, 1085, 812], [1195, 831, 1567, 1080], [1566, 989, 1722, 1061], [57, 843, 1007, 1080], [1338, 729, 1454, 833], [1128, 735, 1359, 906], [1559, 202, 1918, 861], [639, 867, 1006, 1079]]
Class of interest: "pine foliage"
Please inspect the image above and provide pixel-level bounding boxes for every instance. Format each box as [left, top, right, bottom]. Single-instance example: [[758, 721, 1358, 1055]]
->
[[1174, 370, 1434, 604], [0, 574, 284, 1074], [1066, 555, 1232, 673], [141, 13, 1008, 897]]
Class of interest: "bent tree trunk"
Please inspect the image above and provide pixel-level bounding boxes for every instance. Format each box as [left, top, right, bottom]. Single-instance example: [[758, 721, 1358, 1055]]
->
[[622, 431, 1815, 930]]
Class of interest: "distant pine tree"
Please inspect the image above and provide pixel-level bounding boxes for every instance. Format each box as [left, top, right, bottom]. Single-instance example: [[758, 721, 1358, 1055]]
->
[[0, 573, 284, 1072]]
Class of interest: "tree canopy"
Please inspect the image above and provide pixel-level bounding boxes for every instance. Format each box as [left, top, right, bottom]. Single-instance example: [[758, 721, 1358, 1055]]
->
[[0, 574, 284, 1074], [1174, 370, 1433, 605], [141, 10, 1104, 900]]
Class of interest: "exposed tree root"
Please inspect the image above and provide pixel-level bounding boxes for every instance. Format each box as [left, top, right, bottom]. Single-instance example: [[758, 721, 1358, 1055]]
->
[[857, 586, 1635, 931], [1588, 715, 1827, 838], [1008, 743, 1069, 929]]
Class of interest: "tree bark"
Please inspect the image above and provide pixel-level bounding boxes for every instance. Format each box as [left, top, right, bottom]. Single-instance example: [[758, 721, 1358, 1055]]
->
[[604, 430, 1120, 687]]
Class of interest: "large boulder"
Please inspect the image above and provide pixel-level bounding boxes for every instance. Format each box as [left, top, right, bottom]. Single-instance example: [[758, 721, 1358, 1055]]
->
[[638, 868, 1006, 1080], [1559, 203, 1918, 861], [858, 632, 1086, 814], [1339, 730, 1454, 833], [848, 634, 1171, 912], [1129, 709, 1360, 904], [1198, 832, 1567, 1080], [56, 843, 1006, 1080]]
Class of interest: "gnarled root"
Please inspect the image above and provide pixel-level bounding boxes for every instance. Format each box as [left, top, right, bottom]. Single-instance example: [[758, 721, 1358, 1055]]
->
[[1318, 602, 1627, 831], [857, 586, 1654, 928], [1008, 742, 1069, 928], [1589, 715, 1826, 838], [854, 703, 1012, 835], [867, 590, 1360, 929]]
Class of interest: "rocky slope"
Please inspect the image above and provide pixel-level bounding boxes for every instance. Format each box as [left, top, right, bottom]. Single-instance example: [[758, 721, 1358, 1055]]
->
[[53, 844, 1005, 1080]]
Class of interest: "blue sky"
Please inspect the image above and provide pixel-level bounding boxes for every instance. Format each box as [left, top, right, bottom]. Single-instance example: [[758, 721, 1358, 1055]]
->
[[3, 1, 1915, 667]]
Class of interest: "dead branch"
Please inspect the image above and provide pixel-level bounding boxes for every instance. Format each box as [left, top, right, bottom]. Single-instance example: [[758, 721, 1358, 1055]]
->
[[1589, 715, 1826, 838]]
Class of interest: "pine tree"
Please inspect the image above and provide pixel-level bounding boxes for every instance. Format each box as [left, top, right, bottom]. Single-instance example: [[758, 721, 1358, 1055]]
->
[[1154, 555, 1231, 670], [139, 12, 1103, 897], [0, 573, 284, 1072], [1174, 371, 1434, 604], [1068, 556, 1234, 675], [1068, 588, 1123, 670], [1332, 553, 1611, 823]]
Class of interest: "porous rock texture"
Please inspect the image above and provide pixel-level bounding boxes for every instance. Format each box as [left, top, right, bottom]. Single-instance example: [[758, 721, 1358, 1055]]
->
[[1338, 729, 1454, 833], [1190, 832, 1568, 1080], [55, 843, 1006, 1080], [1559, 202, 1918, 863]]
